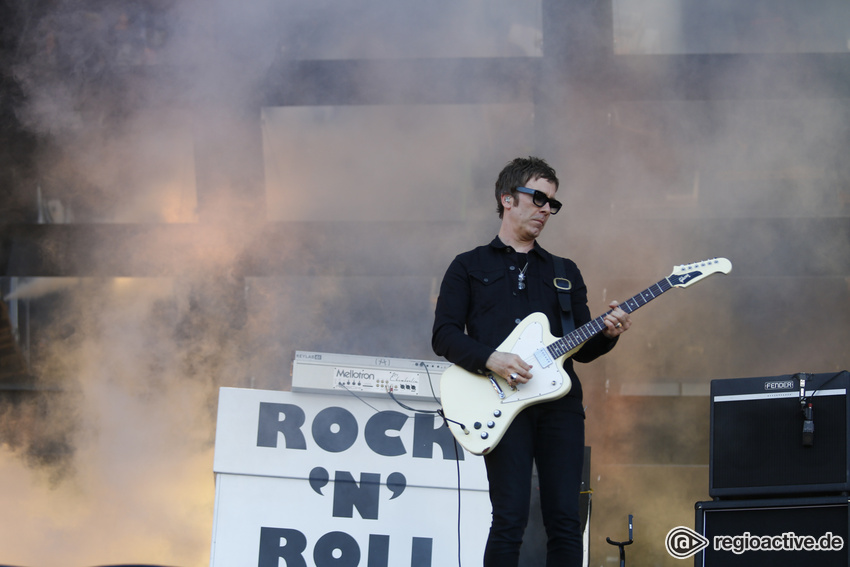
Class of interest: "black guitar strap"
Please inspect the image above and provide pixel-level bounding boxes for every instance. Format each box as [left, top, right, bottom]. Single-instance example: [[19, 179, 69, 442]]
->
[[553, 256, 575, 334]]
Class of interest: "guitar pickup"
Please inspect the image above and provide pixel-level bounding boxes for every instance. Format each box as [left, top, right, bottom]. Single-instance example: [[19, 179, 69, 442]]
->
[[534, 347, 554, 368]]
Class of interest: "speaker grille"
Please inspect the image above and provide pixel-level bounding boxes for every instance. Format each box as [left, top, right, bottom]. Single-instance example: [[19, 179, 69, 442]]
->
[[695, 497, 849, 567], [710, 372, 850, 498]]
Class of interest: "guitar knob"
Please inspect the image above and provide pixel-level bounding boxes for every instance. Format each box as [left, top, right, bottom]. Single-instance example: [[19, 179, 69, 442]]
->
[[473, 422, 482, 430], [493, 410, 502, 417], [487, 421, 495, 428], [480, 432, 489, 439]]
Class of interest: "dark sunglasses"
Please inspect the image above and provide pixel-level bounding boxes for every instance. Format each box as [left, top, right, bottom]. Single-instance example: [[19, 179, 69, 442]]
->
[[515, 187, 562, 214]]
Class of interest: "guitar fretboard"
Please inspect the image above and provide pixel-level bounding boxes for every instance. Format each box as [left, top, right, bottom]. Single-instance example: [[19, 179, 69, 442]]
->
[[548, 277, 673, 359]]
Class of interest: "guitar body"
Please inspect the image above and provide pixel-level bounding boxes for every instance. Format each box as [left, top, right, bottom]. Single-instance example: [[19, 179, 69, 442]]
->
[[438, 257, 733, 457], [439, 312, 582, 456]]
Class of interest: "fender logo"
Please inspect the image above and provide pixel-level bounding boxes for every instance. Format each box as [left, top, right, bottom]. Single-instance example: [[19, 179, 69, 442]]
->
[[765, 380, 795, 390]]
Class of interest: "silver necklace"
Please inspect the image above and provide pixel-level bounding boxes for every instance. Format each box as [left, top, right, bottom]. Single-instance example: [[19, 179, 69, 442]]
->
[[518, 262, 529, 290]]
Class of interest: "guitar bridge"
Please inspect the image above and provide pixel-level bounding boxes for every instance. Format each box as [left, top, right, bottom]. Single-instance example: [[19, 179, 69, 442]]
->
[[488, 375, 506, 399]]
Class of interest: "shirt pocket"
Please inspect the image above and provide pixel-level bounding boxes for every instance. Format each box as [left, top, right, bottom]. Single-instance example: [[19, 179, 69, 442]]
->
[[468, 269, 506, 315], [469, 269, 505, 287]]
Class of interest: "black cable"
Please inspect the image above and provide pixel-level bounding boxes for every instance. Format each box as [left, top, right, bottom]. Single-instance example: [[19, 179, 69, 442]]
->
[[796, 371, 848, 448], [339, 383, 385, 413], [386, 386, 441, 414], [341, 361, 466, 566], [422, 360, 441, 403], [805, 370, 848, 398], [452, 417, 463, 567], [420, 361, 464, 567], [385, 364, 467, 434]]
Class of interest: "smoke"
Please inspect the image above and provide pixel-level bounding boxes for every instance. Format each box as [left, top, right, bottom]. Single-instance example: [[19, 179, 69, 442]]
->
[[0, 274, 231, 565], [1, 1, 849, 566], [4, 277, 79, 300]]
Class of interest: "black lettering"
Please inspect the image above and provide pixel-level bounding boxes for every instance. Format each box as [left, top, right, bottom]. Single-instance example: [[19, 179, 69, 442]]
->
[[257, 403, 307, 449], [258, 527, 307, 567], [411, 537, 433, 567], [412, 413, 463, 460], [332, 471, 380, 519], [312, 407, 358, 453], [367, 534, 390, 567], [365, 411, 408, 457], [385, 472, 406, 499], [314, 531, 360, 567]]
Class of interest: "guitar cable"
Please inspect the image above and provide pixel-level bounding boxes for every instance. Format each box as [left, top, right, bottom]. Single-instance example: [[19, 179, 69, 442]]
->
[[386, 361, 465, 567], [346, 361, 461, 567], [421, 362, 465, 567], [340, 383, 463, 566]]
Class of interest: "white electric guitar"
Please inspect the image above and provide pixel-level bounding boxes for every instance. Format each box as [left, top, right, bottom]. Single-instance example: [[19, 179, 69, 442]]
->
[[439, 258, 732, 456]]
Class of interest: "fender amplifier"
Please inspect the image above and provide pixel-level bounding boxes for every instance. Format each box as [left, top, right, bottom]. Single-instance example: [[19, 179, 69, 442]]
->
[[694, 496, 850, 567], [710, 371, 850, 499]]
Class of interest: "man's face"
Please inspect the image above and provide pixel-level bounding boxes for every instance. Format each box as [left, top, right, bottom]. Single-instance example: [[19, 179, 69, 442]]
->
[[507, 176, 558, 240]]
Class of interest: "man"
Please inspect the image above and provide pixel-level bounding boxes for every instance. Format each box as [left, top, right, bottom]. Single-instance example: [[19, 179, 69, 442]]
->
[[432, 156, 631, 567]]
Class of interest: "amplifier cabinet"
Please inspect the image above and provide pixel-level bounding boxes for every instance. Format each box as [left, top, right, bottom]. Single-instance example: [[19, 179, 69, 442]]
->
[[710, 371, 850, 499], [694, 496, 849, 567]]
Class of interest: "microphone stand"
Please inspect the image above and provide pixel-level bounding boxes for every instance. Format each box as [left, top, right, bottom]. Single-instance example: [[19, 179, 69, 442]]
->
[[606, 514, 634, 567]]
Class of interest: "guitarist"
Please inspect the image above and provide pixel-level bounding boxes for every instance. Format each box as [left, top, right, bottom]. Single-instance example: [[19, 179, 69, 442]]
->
[[432, 156, 631, 567]]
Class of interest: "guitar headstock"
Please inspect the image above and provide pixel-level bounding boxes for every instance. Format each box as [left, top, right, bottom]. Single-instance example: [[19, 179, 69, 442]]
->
[[668, 258, 732, 288]]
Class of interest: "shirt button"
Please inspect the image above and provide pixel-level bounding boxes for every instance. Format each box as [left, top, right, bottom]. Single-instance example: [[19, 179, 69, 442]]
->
[[509, 266, 516, 271], [515, 318, 522, 324], [483, 278, 489, 283]]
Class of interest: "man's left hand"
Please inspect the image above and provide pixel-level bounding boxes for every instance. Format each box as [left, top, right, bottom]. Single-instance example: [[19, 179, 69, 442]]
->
[[602, 300, 631, 338]]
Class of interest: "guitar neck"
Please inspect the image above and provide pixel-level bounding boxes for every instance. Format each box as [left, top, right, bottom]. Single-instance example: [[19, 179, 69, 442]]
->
[[548, 277, 673, 359]]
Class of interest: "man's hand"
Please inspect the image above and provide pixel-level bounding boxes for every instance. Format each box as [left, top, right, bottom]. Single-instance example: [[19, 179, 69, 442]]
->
[[602, 300, 631, 338], [485, 351, 533, 386]]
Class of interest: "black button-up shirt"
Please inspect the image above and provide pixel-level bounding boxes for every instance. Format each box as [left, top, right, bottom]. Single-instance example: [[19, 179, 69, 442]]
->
[[432, 236, 616, 407]]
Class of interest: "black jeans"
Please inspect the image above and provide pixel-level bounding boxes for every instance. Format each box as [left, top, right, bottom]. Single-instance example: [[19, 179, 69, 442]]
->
[[482, 401, 585, 567]]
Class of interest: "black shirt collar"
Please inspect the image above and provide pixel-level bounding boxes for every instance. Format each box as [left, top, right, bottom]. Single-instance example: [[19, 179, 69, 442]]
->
[[489, 236, 547, 260]]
